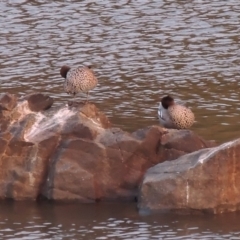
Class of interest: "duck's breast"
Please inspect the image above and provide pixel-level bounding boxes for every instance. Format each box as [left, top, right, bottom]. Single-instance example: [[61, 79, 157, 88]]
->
[[158, 103, 176, 128]]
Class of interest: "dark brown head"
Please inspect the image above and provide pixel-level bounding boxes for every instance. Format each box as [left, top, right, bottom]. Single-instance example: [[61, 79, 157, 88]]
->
[[161, 95, 174, 109], [60, 65, 71, 78]]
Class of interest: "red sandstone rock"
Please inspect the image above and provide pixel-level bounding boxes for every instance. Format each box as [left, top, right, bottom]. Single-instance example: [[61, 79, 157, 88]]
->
[[0, 93, 17, 111], [0, 93, 18, 132], [0, 93, 216, 202]]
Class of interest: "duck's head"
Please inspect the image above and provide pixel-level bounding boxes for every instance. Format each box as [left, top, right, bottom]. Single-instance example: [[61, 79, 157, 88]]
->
[[60, 65, 71, 78], [161, 95, 174, 109]]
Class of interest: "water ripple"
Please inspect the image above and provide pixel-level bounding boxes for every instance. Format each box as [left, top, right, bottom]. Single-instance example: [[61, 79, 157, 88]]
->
[[1, 202, 240, 239], [0, 0, 240, 144]]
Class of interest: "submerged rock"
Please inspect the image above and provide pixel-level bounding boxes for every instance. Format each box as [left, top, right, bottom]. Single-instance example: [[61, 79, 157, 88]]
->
[[0, 92, 215, 202], [138, 139, 240, 214]]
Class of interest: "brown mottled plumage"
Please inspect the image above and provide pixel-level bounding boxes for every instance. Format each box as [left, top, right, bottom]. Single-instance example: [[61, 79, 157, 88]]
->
[[158, 95, 195, 129], [60, 65, 98, 101]]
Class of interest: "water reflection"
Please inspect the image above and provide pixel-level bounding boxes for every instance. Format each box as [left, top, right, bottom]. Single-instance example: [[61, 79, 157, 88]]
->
[[0, 201, 240, 239]]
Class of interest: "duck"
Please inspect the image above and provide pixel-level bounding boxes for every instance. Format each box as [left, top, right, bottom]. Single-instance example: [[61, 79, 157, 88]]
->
[[158, 95, 195, 129], [60, 65, 98, 102]]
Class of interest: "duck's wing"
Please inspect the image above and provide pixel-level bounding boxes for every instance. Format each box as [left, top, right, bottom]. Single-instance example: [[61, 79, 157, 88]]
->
[[168, 104, 195, 129]]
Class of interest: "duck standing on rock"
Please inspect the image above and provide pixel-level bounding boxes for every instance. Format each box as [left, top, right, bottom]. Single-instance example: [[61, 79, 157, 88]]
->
[[158, 95, 195, 129], [60, 65, 98, 103]]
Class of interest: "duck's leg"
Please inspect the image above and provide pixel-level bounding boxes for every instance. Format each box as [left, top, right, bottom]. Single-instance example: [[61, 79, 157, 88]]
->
[[85, 92, 89, 103], [68, 93, 76, 106]]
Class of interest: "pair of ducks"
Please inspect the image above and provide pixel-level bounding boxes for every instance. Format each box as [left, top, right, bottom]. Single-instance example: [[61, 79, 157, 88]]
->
[[60, 65, 195, 130]]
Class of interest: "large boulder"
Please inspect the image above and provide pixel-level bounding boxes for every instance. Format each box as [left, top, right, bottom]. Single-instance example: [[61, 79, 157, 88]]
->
[[138, 139, 240, 214], [0, 92, 215, 201]]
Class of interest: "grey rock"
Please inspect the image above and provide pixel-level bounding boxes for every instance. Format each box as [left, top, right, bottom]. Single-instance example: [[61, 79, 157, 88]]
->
[[138, 139, 240, 214]]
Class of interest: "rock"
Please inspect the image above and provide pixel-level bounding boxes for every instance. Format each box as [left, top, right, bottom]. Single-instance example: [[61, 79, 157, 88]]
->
[[0, 92, 215, 202], [25, 93, 54, 112], [0, 93, 18, 132], [0, 113, 11, 132], [0, 93, 17, 111], [138, 139, 240, 214], [155, 128, 217, 162]]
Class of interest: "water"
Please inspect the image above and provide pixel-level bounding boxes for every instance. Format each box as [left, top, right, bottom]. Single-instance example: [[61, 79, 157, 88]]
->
[[1, 0, 240, 142], [1, 0, 240, 238], [1, 201, 240, 240]]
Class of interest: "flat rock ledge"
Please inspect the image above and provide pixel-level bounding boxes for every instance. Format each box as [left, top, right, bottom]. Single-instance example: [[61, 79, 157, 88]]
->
[[138, 139, 240, 214], [0, 92, 215, 202]]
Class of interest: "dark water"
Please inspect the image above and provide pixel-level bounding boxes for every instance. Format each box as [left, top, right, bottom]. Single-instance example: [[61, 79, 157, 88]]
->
[[1, 0, 240, 238], [1, 201, 240, 240]]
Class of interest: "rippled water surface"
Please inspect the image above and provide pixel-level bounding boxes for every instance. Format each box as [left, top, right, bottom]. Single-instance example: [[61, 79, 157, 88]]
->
[[1, 0, 240, 142], [1, 0, 240, 238], [1, 202, 240, 240]]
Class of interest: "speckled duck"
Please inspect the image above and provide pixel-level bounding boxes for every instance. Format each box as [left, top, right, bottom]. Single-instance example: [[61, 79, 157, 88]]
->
[[158, 95, 195, 129], [60, 65, 98, 102]]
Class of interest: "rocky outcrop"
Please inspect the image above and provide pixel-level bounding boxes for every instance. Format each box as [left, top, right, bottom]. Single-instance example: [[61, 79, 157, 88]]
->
[[0, 92, 215, 202], [138, 139, 240, 214]]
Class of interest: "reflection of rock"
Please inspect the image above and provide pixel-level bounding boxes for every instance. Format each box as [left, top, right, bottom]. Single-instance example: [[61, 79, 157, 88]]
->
[[138, 139, 240, 214], [0, 92, 215, 202]]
